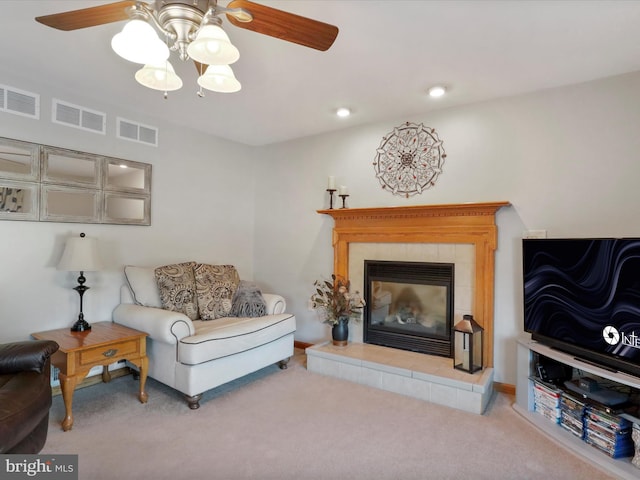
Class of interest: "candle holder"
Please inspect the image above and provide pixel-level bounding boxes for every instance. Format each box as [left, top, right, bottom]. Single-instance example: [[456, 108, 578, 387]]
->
[[339, 194, 349, 209], [326, 189, 337, 209]]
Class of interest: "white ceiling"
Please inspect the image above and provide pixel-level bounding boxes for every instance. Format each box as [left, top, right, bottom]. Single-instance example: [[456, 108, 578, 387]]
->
[[3, 1, 640, 146]]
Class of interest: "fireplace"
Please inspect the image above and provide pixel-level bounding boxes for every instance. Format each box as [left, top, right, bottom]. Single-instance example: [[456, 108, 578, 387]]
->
[[318, 202, 510, 367], [364, 260, 454, 357]]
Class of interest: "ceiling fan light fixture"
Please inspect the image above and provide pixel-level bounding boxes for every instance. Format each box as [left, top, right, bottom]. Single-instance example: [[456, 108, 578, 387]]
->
[[187, 25, 240, 65], [135, 61, 183, 91], [111, 19, 169, 65], [36, 0, 340, 98], [197, 64, 241, 93]]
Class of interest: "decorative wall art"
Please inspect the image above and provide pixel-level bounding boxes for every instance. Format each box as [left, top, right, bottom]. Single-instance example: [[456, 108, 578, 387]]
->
[[0, 136, 152, 225], [373, 122, 446, 198]]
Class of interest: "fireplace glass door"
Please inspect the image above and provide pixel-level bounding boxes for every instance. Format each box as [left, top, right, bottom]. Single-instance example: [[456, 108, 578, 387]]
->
[[364, 260, 454, 357]]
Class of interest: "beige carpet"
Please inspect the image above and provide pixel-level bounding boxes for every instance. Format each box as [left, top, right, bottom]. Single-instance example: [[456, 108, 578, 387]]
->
[[42, 351, 615, 480]]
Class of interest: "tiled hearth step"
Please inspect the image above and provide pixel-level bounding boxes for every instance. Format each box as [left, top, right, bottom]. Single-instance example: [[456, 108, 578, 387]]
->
[[305, 342, 494, 414]]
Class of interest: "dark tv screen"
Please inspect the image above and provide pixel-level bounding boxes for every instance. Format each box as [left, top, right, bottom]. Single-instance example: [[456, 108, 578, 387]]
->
[[523, 238, 640, 377]]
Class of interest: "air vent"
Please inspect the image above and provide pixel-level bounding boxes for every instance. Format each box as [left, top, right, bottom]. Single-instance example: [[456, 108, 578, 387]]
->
[[0, 84, 39, 119], [50, 365, 60, 387], [117, 117, 158, 147], [52, 99, 106, 134]]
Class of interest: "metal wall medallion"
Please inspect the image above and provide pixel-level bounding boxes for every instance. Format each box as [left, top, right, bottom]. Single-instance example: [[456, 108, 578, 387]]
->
[[373, 122, 446, 197]]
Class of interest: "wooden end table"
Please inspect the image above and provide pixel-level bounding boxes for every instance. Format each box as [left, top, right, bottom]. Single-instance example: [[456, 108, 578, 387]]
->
[[32, 321, 149, 431]]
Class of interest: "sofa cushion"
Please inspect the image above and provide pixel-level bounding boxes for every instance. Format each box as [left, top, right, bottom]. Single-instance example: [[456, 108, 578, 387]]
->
[[231, 281, 267, 317], [124, 266, 162, 308], [178, 313, 296, 365], [194, 264, 240, 320], [155, 262, 199, 320]]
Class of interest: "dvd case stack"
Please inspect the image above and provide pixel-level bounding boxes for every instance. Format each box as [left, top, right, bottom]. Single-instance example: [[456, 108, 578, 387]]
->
[[533, 379, 561, 424], [560, 392, 586, 439], [583, 405, 634, 458]]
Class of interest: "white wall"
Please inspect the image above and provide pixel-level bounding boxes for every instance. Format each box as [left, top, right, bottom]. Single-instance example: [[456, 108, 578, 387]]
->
[[0, 71, 257, 342], [253, 71, 640, 386]]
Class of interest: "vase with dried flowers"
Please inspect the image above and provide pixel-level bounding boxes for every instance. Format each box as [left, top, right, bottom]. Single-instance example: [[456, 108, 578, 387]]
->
[[310, 274, 365, 346]]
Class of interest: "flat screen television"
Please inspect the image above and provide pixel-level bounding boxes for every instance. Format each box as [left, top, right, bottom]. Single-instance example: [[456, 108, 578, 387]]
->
[[523, 238, 640, 378]]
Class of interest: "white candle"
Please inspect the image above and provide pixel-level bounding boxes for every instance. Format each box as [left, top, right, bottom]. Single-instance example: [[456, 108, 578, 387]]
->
[[339, 185, 348, 195], [327, 176, 336, 189]]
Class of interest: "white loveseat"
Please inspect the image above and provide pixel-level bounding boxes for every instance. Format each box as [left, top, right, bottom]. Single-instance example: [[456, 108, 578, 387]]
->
[[112, 264, 296, 409]]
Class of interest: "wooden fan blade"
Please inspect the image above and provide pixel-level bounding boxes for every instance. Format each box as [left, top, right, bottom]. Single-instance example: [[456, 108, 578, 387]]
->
[[35, 1, 136, 31], [226, 0, 338, 51]]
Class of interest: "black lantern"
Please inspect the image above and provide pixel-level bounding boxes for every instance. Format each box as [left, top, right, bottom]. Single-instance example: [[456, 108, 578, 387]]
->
[[453, 314, 484, 373]]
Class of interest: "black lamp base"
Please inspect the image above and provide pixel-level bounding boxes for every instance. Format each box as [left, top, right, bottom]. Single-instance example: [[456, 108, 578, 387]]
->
[[71, 317, 92, 332], [71, 271, 91, 332]]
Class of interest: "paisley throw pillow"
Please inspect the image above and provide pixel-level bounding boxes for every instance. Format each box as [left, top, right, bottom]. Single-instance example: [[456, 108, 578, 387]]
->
[[154, 262, 199, 320], [194, 264, 240, 320]]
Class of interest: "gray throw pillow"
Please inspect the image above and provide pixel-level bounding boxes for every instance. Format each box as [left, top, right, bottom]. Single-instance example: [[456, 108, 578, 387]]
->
[[231, 281, 267, 318]]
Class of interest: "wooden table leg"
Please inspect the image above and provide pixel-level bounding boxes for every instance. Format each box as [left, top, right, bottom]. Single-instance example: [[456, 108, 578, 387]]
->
[[102, 365, 112, 383], [138, 356, 148, 404], [58, 372, 78, 432]]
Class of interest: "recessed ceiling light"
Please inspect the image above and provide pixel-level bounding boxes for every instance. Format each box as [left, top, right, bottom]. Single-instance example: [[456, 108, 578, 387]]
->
[[428, 86, 446, 98], [336, 107, 351, 118]]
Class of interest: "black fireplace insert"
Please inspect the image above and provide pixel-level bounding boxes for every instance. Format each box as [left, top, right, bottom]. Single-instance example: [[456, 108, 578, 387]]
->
[[363, 260, 454, 357]]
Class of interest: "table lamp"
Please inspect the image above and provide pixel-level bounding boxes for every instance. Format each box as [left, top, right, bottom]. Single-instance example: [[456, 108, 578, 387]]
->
[[57, 232, 102, 332]]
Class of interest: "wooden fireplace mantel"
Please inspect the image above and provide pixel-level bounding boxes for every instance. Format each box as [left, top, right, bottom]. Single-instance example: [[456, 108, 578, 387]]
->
[[318, 201, 510, 367]]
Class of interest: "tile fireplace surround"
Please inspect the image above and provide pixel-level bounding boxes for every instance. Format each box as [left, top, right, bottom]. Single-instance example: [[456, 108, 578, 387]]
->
[[307, 202, 510, 414]]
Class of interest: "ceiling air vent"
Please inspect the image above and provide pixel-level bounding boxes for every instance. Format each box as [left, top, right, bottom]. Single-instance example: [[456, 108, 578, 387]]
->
[[117, 117, 158, 147], [52, 99, 106, 134], [0, 84, 40, 119]]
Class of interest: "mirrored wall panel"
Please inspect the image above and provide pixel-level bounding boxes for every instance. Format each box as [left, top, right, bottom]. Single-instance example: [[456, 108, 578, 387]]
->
[[105, 158, 151, 194], [0, 137, 40, 181], [0, 180, 39, 221], [43, 147, 100, 187], [0, 136, 151, 225], [104, 193, 150, 225], [41, 186, 100, 223]]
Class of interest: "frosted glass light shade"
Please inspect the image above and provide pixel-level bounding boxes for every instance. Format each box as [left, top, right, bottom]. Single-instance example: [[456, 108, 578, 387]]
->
[[187, 25, 239, 65], [111, 19, 169, 64], [57, 235, 101, 272], [197, 64, 241, 93], [135, 61, 183, 91]]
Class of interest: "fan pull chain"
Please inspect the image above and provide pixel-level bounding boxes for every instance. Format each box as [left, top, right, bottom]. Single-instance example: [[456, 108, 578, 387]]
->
[[197, 62, 205, 98], [163, 61, 169, 99], [164, 34, 170, 100]]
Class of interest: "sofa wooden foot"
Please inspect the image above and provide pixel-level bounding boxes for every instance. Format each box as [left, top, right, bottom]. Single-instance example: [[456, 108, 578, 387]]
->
[[278, 358, 290, 370], [185, 394, 202, 409]]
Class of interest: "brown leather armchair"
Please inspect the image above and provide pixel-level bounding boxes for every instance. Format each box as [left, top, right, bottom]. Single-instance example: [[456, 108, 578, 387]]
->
[[0, 340, 59, 454]]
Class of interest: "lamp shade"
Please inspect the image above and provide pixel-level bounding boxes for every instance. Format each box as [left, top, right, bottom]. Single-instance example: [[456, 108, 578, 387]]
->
[[135, 61, 183, 91], [197, 64, 241, 93], [111, 19, 169, 65], [186, 25, 239, 65], [57, 234, 101, 272]]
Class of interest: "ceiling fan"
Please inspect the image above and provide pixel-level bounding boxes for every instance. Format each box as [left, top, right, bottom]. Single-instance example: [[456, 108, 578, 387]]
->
[[35, 0, 339, 95]]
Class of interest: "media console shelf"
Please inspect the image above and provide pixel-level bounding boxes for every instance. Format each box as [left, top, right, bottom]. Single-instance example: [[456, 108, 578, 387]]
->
[[515, 335, 640, 480]]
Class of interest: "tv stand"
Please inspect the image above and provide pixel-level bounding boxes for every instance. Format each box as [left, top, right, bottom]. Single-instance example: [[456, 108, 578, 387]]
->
[[516, 336, 640, 479], [571, 355, 620, 374]]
